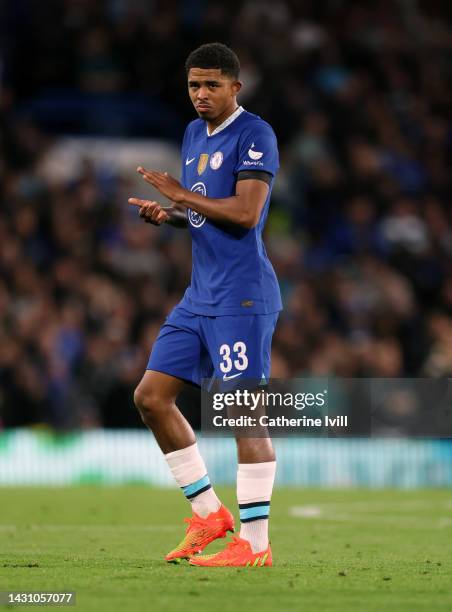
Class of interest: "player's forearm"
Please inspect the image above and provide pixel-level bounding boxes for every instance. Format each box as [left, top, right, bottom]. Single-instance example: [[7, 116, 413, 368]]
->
[[164, 205, 188, 228], [179, 191, 254, 228]]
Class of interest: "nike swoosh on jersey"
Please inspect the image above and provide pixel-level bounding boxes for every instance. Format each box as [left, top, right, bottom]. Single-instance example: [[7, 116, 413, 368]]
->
[[222, 372, 243, 381], [186, 157, 196, 165]]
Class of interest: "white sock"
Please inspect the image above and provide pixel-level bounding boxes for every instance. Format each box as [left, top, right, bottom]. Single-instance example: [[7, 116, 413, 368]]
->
[[165, 442, 221, 518], [237, 461, 276, 553]]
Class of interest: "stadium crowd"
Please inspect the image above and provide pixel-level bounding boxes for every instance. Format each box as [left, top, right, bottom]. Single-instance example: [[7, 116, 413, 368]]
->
[[1, 0, 452, 428]]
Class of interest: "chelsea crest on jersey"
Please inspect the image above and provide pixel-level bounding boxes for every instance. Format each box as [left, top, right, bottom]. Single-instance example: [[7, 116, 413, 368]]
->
[[179, 106, 282, 317]]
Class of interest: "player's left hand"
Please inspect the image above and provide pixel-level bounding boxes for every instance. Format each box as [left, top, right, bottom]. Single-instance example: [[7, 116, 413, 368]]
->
[[138, 166, 187, 204], [128, 198, 170, 225]]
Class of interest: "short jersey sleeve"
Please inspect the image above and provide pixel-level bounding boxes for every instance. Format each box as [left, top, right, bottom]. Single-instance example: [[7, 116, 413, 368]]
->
[[235, 121, 279, 177]]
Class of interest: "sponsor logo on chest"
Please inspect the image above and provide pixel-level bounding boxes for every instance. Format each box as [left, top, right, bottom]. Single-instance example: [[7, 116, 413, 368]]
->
[[188, 182, 207, 228]]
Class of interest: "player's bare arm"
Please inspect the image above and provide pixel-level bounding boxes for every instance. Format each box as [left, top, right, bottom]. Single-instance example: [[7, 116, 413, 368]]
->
[[137, 166, 268, 229], [128, 197, 188, 228]]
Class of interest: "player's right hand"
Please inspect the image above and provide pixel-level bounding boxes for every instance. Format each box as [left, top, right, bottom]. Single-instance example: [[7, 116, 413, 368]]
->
[[128, 198, 170, 225]]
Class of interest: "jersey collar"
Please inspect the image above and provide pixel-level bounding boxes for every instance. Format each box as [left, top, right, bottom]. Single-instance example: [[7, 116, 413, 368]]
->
[[207, 106, 244, 137]]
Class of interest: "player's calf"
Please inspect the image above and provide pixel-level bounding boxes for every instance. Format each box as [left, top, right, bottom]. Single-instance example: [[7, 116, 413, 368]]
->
[[133, 370, 195, 452]]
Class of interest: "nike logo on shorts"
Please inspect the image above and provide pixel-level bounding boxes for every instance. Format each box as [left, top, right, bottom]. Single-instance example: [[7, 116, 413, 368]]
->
[[186, 157, 195, 165], [222, 372, 243, 381]]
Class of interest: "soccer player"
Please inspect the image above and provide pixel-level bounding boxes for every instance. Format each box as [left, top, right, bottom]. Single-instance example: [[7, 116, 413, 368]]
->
[[129, 43, 282, 567]]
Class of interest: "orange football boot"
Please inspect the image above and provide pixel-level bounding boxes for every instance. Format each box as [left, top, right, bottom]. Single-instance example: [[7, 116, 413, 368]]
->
[[189, 535, 272, 567], [165, 504, 234, 563]]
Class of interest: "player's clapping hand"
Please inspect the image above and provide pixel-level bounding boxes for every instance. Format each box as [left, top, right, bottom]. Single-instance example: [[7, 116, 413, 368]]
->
[[137, 166, 187, 204], [128, 198, 170, 225]]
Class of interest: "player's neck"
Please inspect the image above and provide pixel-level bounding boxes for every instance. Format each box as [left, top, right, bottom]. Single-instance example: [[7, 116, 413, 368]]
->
[[207, 104, 240, 135]]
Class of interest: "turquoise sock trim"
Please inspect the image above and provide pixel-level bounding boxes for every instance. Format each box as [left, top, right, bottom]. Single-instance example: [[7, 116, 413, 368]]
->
[[239, 503, 270, 521], [181, 474, 211, 499]]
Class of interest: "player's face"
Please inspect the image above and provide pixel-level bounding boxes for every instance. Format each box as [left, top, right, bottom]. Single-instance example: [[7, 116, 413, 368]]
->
[[187, 68, 241, 126]]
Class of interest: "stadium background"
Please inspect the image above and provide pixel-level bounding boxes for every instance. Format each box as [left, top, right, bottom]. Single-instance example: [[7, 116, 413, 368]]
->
[[1, 0, 452, 487]]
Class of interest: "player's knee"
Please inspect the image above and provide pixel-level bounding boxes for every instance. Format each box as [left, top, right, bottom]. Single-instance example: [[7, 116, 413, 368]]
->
[[133, 383, 167, 422]]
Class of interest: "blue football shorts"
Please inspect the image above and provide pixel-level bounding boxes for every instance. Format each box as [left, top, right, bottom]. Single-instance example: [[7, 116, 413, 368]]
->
[[147, 304, 279, 390]]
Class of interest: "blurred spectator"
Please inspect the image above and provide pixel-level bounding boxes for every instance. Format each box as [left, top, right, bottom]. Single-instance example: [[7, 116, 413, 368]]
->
[[1, 0, 452, 428]]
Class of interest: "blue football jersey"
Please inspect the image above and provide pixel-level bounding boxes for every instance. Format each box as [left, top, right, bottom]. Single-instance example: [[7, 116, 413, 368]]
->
[[178, 106, 282, 316]]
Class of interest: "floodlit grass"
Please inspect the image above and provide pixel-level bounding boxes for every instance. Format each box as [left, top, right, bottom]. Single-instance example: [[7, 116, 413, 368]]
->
[[1, 487, 451, 611]]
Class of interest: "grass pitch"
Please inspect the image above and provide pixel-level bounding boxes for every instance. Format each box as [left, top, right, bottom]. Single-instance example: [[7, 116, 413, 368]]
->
[[1, 487, 451, 611]]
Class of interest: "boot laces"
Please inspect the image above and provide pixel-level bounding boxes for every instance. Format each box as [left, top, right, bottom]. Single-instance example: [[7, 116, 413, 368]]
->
[[183, 515, 208, 533]]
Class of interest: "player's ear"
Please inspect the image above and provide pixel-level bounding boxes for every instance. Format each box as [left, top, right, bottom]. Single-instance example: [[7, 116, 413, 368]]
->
[[232, 80, 242, 95]]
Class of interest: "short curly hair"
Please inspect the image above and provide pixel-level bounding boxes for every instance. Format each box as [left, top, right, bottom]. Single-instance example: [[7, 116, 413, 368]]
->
[[185, 43, 240, 79]]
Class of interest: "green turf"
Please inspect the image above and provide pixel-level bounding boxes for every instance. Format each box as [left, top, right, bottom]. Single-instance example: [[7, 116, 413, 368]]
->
[[0, 487, 451, 611]]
